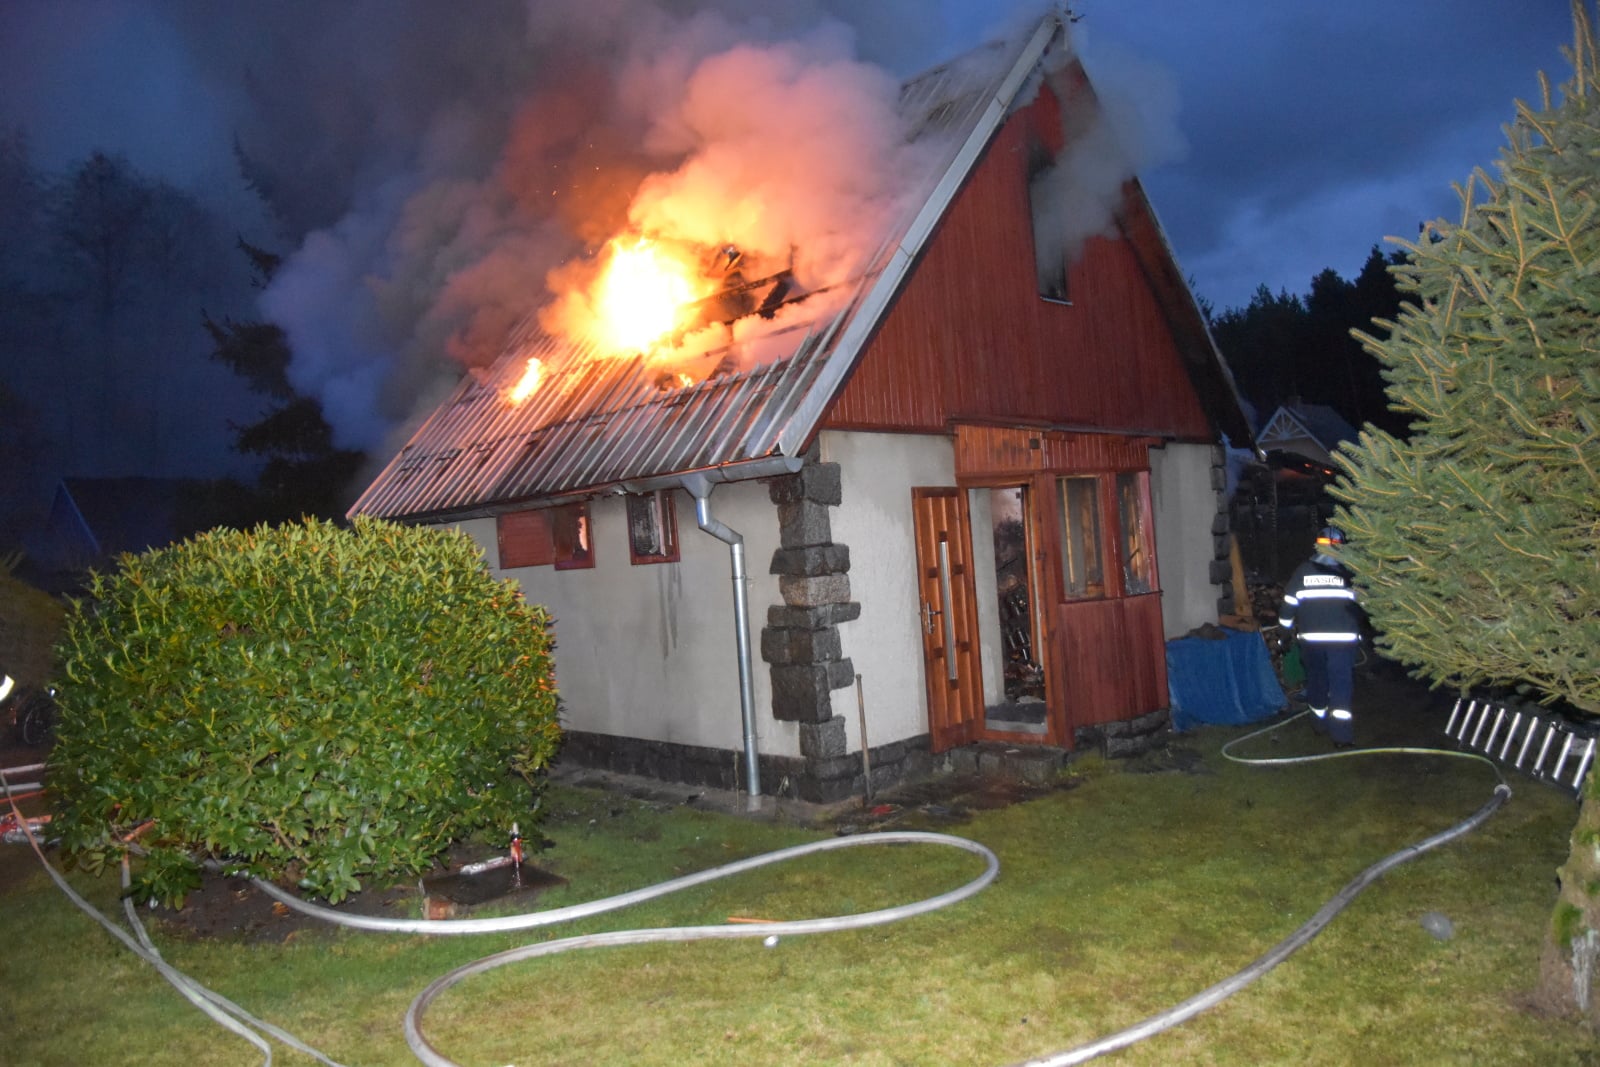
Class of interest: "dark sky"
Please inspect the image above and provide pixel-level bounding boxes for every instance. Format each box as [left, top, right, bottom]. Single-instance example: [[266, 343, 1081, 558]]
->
[[0, 0, 1579, 473], [3, 1, 1571, 305]]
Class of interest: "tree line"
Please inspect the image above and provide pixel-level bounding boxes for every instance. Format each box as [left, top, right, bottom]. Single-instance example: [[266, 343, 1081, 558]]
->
[[0, 136, 360, 557], [1208, 246, 1412, 439]]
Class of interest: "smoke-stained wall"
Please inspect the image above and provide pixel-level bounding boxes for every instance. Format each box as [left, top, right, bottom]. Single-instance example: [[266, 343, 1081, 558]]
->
[[1150, 440, 1229, 636]]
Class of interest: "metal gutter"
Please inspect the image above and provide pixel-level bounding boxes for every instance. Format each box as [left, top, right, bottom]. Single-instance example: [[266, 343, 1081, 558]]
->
[[679, 471, 767, 811]]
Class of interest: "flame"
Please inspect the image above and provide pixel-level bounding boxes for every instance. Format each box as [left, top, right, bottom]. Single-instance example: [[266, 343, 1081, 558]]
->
[[592, 236, 710, 353], [508, 356, 543, 403]]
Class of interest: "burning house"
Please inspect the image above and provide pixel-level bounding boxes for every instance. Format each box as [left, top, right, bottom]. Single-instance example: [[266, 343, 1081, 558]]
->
[[350, 13, 1252, 803]]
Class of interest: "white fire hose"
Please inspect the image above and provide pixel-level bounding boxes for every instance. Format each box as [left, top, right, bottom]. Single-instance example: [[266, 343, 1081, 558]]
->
[[4, 707, 1509, 1066]]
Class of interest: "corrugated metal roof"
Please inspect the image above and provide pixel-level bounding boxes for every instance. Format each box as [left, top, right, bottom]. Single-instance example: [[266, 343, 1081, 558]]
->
[[351, 18, 1062, 522], [352, 319, 838, 519]]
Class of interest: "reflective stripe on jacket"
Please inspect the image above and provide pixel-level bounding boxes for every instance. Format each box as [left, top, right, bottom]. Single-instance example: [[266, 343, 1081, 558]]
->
[[1280, 558, 1362, 643]]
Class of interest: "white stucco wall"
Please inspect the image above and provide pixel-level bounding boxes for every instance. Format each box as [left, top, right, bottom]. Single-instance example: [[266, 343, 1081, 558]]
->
[[444, 433, 1215, 758], [450, 478, 799, 758], [818, 429, 957, 752], [1150, 441, 1223, 638]]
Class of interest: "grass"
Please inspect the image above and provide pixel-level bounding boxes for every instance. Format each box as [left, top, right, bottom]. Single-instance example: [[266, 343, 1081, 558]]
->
[[2, 712, 1594, 1066]]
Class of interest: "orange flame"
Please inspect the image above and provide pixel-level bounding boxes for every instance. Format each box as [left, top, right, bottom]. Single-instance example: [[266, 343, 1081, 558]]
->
[[514, 235, 721, 405], [508, 356, 543, 403], [592, 236, 711, 353]]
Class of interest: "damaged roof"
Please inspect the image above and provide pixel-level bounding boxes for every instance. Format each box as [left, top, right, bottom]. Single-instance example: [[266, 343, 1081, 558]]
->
[[350, 14, 1245, 523]]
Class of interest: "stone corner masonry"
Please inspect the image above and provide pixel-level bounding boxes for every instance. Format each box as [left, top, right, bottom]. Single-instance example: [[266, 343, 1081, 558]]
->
[[760, 450, 876, 801]]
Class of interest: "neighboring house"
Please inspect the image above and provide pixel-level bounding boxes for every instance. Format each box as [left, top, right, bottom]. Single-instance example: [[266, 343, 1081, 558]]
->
[[1255, 400, 1358, 469], [28, 477, 191, 577], [350, 15, 1253, 803]]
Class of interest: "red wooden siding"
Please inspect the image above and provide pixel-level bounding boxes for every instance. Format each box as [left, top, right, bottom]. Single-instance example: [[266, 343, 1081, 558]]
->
[[953, 424, 1154, 478], [823, 82, 1213, 442], [1051, 594, 1168, 731]]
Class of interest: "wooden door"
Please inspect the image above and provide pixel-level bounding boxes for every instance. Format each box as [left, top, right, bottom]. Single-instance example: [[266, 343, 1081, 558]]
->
[[912, 488, 985, 752]]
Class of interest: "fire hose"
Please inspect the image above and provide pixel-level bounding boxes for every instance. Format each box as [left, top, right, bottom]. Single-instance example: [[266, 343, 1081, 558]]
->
[[1006, 709, 1511, 1066], [4, 709, 1509, 1067]]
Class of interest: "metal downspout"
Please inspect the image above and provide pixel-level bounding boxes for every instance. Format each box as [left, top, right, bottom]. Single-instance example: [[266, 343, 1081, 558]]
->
[[680, 472, 762, 810]]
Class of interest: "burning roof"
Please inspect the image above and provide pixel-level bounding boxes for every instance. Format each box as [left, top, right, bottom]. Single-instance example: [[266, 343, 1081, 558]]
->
[[349, 14, 1159, 522]]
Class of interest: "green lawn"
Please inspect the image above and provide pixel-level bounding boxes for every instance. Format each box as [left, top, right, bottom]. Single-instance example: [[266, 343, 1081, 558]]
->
[[2, 714, 1592, 1066]]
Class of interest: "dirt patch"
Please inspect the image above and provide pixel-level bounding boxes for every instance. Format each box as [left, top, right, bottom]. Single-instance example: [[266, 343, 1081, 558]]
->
[[1120, 744, 1210, 775], [143, 847, 572, 943], [144, 870, 417, 943], [830, 773, 1080, 834]]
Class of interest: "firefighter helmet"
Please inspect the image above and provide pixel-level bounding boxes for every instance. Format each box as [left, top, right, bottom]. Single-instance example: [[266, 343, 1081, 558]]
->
[[1315, 525, 1347, 547]]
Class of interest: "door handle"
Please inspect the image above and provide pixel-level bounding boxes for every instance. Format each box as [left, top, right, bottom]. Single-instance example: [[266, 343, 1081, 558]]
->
[[937, 538, 957, 682]]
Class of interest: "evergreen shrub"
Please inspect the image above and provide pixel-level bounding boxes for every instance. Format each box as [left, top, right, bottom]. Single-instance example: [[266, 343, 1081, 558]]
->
[[50, 516, 561, 904]]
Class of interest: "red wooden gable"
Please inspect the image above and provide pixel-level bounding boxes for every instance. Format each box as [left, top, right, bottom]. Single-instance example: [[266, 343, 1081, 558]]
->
[[824, 80, 1215, 443]]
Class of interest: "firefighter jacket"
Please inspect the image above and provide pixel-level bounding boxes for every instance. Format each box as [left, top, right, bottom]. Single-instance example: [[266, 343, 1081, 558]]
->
[[1280, 556, 1362, 643]]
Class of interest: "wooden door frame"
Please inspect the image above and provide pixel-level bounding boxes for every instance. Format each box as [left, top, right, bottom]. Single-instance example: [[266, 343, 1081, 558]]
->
[[911, 487, 986, 753], [958, 475, 1065, 746]]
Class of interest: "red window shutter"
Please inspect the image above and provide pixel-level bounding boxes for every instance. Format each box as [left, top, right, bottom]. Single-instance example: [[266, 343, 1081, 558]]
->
[[497, 509, 554, 568]]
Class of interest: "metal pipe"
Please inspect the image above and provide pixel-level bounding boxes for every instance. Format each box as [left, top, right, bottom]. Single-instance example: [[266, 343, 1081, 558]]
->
[[1515, 715, 1540, 768], [1444, 698, 1464, 736], [1552, 733, 1576, 781], [1483, 707, 1506, 752], [855, 673, 874, 802], [1500, 713, 1523, 761], [681, 472, 762, 810], [1469, 705, 1492, 748], [937, 539, 957, 682], [1533, 724, 1558, 775], [1572, 738, 1596, 789]]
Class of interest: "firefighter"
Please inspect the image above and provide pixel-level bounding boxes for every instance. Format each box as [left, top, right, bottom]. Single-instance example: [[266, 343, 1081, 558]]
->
[[1280, 526, 1363, 747]]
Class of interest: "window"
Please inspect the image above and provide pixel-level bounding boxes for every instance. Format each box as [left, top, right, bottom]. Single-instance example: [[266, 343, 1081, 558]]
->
[[496, 503, 593, 570], [552, 501, 594, 570], [497, 509, 554, 569], [1028, 142, 1070, 303], [1057, 476, 1104, 598], [1116, 472, 1155, 595], [626, 490, 679, 565]]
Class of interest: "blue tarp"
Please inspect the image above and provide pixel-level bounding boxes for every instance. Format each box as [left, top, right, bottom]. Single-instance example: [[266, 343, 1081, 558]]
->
[[1166, 628, 1286, 732]]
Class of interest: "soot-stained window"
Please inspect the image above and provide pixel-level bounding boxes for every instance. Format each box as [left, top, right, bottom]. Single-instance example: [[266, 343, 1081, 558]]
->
[[627, 490, 679, 565]]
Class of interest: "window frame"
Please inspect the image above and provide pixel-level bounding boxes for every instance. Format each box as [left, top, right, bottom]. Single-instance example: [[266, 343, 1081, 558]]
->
[[1026, 139, 1071, 305], [626, 490, 680, 565], [1054, 470, 1159, 603], [1056, 475, 1106, 600], [551, 501, 595, 571], [1115, 470, 1156, 596]]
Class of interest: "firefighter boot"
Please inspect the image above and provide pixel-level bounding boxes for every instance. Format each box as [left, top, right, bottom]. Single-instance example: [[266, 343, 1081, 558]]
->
[[1328, 707, 1355, 747]]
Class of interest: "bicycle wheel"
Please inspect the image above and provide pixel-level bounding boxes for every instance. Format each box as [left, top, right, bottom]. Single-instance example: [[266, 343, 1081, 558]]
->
[[19, 695, 53, 746]]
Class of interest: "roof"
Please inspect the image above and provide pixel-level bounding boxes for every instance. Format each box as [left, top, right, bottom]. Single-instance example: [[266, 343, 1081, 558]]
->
[[351, 15, 1245, 523], [1257, 402, 1358, 455], [27, 477, 190, 572]]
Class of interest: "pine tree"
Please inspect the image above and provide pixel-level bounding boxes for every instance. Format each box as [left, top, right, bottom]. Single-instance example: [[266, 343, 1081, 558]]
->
[[203, 240, 365, 523], [1333, 1, 1600, 1025]]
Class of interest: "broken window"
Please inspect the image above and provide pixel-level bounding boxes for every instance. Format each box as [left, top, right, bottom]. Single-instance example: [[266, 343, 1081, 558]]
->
[[1116, 472, 1155, 595], [552, 501, 595, 570], [1027, 142, 1070, 304], [497, 508, 555, 569], [1057, 476, 1103, 598], [626, 490, 679, 565]]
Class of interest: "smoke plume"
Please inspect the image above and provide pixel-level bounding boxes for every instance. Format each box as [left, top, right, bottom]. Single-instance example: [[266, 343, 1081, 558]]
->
[[190, 1, 1174, 453]]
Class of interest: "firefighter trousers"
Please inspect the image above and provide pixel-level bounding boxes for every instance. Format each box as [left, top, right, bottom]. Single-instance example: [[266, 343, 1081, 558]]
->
[[1301, 640, 1356, 745]]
